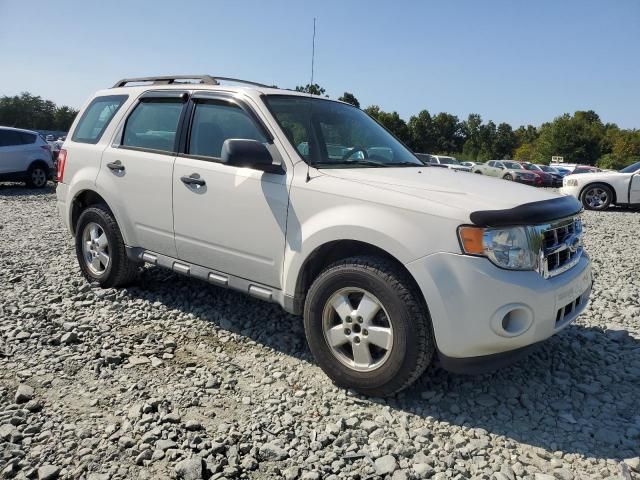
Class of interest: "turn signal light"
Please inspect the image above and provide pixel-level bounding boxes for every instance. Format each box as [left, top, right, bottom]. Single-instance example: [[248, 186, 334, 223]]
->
[[458, 226, 485, 255]]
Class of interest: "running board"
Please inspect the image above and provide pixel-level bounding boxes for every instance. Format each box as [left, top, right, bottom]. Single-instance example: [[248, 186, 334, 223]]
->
[[125, 246, 295, 312]]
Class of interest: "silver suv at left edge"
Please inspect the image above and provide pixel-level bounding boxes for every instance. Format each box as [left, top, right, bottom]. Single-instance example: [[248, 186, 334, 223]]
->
[[0, 126, 54, 188], [56, 75, 592, 396]]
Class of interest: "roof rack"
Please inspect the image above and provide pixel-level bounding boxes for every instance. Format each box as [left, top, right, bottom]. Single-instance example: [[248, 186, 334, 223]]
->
[[111, 75, 271, 89]]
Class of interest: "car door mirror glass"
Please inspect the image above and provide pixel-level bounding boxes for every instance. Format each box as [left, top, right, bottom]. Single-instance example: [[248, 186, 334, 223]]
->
[[221, 139, 281, 173]]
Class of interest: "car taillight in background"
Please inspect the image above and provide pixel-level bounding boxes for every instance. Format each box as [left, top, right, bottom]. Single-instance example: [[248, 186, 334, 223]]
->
[[57, 149, 67, 182]]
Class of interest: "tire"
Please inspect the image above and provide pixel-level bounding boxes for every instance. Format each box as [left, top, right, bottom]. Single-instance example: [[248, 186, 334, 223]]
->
[[581, 184, 613, 210], [503, 174, 513, 181], [474, 170, 482, 174], [75, 205, 139, 288], [25, 164, 49, 188], [303, 256, 435, 397]]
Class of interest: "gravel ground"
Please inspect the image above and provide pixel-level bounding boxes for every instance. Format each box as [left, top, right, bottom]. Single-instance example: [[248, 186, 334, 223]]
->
[[1, 184, 639, 480]]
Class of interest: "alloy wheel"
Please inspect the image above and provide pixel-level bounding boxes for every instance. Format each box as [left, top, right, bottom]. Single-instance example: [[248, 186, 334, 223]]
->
[[81, 222, 110, 275], [322, 287, 394, 372]]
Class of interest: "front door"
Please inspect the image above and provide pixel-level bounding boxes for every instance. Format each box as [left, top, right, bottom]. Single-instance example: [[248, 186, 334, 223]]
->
[[98, 92, 187, 257], [172, 95, 289, 288]]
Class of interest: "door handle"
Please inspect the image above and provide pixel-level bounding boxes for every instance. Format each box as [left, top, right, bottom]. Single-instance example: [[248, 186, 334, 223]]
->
[[107, 160, 125, 172], [180, 173, 206, 187]]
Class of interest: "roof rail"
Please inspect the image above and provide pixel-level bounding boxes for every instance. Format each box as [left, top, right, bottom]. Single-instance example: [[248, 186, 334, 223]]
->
[[112, 75, 271, 89]]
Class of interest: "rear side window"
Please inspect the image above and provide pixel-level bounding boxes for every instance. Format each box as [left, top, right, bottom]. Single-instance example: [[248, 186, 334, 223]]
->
[[0, 129, 25, 147], [72, 95, 127, 144], [188, 101, 267, 158], [19, 132, 36, 144], [122, 99, 183, 153]]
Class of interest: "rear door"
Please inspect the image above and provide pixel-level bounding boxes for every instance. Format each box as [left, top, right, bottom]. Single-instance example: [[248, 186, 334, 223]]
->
[[98, 91, 188, 257], [0, 129, 27, 174], [172, 93, 290, 288]]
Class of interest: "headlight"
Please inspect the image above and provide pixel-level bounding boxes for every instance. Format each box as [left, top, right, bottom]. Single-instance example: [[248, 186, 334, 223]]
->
[[458, 226, 538, 270], [564, 178, 578, 187]]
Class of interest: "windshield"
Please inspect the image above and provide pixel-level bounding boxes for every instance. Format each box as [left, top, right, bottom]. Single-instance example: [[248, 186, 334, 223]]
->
[[621, 161, 640, 173], [503, 161, 523, 170], [264, 95, 422, 168], [523, 163, 542, 171], [539, 165, 557, 173]]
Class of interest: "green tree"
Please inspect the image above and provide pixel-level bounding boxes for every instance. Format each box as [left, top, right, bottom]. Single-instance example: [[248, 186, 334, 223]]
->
[[432, 113, 463, 153], [0, 92, 78, 131], [535, 111, 605, 165], [408, 110, 435, 152], [364, 105, 410, 144], [338, 92, 360, 108], [514, 142, 537, 162], [514, 125, 539, 146], [494, 122, 517, 159], [461, 114, 483, 160], [295, 83, 326, 96]]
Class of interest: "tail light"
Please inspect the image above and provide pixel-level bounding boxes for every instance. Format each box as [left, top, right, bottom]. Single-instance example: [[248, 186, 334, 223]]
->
[[57, 149, 67, 183]]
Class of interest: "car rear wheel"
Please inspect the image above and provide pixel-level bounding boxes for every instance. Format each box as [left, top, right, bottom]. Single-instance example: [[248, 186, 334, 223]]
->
[[304, 256, 434, 397], [581, 184, 613, 210], [75, 205, 139, 287], [26, 164, 48, 188]]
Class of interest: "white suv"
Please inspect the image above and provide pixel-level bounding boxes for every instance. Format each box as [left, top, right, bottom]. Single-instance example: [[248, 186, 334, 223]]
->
[[0, 126, 54, 188], [56, 76, 592, 396]]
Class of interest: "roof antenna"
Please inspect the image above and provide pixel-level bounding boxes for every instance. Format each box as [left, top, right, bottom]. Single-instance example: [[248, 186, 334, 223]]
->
[[305, 17, 317, 183]]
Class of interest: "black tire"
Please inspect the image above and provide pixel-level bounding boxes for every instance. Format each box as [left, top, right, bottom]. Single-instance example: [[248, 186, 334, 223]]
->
[[303, 256, 434, 397], [474, 170, 482, 174], [503, 173, 513, 181], [75, 205, 139, 288], [25, 163, 49, 188], [581, 184, 613, 211]]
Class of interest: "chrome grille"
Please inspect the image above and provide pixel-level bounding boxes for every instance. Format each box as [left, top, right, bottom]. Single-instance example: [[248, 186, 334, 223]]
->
[[534, 216, 583, 278]]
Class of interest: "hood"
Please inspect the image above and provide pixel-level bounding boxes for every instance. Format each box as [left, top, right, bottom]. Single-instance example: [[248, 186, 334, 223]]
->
[[320, 166, 561, 214]]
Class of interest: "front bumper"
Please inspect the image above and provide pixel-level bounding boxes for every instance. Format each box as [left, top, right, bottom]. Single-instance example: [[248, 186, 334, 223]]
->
[[406, 252, 592, 361], [560, 185, 581, 199]]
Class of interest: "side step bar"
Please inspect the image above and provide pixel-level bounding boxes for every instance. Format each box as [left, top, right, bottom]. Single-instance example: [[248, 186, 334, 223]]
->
[[126, 247, 295, 312]]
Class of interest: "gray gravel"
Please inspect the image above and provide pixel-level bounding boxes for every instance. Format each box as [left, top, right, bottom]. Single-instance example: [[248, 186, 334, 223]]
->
[[1, 184, 639, 480]]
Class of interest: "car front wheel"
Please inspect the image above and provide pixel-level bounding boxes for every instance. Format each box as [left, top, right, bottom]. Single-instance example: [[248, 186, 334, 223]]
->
[[581, 184, 613, 210], [304, 256, 434, 397]]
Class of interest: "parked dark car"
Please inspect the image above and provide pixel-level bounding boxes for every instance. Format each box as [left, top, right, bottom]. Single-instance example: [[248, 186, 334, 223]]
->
[[535, 164, 564, 187], [515, 162, 551, 187]]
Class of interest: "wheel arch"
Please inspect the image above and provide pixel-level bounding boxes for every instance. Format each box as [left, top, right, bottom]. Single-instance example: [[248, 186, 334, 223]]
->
[[290, 239, 429, 316], [579, 181, 617, 205], [70, 189, 114, 235], [28, 159, 50, 172]]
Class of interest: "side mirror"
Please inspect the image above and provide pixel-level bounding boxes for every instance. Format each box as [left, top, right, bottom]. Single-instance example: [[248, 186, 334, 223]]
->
[[221, 139, 282, 174]]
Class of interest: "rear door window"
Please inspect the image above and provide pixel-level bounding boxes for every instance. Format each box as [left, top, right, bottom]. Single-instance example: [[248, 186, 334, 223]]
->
[[72, 95, 127, 144], [19, 132, 36, 144], [122, 99, 184, 153]]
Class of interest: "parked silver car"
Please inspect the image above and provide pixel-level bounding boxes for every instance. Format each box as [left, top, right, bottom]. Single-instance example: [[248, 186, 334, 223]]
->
[[0, 126, 54, 188]]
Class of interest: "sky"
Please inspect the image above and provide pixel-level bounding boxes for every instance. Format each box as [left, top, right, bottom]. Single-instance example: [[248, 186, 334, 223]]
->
[[1, 0, 639, 128]]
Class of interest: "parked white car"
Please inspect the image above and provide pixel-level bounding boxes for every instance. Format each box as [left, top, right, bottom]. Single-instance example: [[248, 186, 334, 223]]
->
[[56, 75, 592, 396], [415, 153, 471, 172], [560, 161, 640, 210], [0, 126, 54, 188]]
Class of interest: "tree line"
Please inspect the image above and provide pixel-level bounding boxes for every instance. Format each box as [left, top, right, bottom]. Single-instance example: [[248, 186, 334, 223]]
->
[[297, 84, 640, 169], [2, 88, 638, 169], [0, 93, 78, 132]]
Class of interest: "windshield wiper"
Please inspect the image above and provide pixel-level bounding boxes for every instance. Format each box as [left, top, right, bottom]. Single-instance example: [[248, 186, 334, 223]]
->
[[385, 161, 423, 167], [313, 160, 388, 168]]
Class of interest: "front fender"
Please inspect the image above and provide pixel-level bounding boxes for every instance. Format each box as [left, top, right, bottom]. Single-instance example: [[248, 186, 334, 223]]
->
[[282, 200, 460, 297]]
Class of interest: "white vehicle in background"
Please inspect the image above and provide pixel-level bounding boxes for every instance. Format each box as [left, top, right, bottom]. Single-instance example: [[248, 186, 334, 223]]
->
[[0, 126, 54, 188], [415, 153, 471, 172], [560, 161, 640, 210], [56, 75, 592, 396], [472, 160, 538, 186], [460, 161, 481, 168]]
